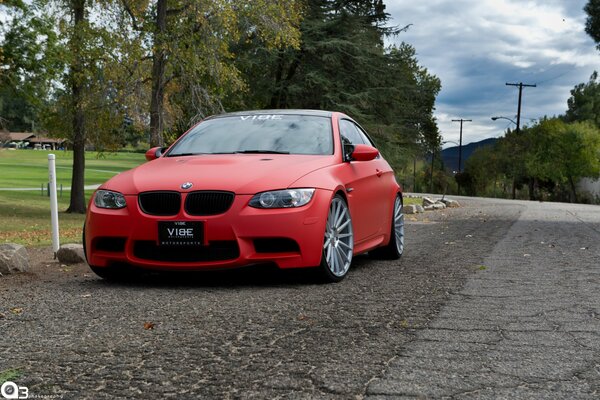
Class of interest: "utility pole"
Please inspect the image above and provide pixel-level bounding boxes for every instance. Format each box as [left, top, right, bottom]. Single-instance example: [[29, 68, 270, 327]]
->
[[451, 119, 471, 195], [413, 156, 417, 192], [506, 82, 536, 133], [451, 119, 472, 173]]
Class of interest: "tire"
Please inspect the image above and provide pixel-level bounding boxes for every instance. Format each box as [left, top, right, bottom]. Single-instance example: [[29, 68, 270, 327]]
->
[[370, 194, 404, 260], [318, 195, 354, 282]]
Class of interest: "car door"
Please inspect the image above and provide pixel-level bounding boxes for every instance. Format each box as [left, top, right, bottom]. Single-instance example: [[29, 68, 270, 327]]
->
[[338, 119, 388, 242]]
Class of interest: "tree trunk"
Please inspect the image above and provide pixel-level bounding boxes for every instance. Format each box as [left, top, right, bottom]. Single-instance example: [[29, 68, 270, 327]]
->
[[568, 176, 578, 203], [66, 0, 87, 214], [512, 179, 516, 200], [269, 50, 285, 108], [528, 178, 535, 201], [149, 0, 167, 147]]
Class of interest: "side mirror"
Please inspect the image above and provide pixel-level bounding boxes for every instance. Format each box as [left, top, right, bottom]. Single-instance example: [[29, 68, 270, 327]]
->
[[350, 144, 379, 162], [145, 146, 164, 161]]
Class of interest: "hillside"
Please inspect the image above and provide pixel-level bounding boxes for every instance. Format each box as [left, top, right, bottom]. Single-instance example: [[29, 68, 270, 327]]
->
[[441, 137, 498, 172]]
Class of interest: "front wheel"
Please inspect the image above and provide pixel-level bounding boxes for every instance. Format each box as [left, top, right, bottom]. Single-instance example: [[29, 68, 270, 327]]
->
[[318, 195, 354, 282], [370, 194, 404, 260]]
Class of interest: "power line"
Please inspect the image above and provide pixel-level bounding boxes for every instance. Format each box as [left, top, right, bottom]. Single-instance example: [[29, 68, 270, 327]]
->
[[506, 82, 536, 133]]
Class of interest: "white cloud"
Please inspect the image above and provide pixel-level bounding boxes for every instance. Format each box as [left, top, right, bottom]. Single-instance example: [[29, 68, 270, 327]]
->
[[385, 0, 600, 146]]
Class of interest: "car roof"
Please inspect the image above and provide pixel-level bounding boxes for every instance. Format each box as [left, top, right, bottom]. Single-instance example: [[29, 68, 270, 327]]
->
[[207, 109, 336, 119]]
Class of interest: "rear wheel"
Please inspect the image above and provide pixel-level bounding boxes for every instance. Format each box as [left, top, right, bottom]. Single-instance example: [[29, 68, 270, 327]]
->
[[318, 195, 354, 282], [370, 194, 404, 260]]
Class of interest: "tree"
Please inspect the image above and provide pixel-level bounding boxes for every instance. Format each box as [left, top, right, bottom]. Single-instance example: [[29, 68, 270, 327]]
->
[[41, 0, 141, 213], [121, 0, 302, 147], [585, 0, 600, 49], [564, 71, 600, 128], [234, 0, 441, 172], [0, 1, 62, 132], [552, 121, 600, 202]]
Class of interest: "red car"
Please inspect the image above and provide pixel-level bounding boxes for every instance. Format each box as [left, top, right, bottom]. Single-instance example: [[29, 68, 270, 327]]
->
[[84, 110, 404, 282]]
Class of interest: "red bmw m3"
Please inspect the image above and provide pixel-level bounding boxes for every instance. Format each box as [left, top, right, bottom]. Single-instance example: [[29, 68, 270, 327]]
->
[[84, 110, 404, 282]]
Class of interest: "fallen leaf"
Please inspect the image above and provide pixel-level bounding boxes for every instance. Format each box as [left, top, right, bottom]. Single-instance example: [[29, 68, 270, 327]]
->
[[10, 308, 23, 315], [143, 322, 156, 330], [297, 314, 307, 321], [0, 313, 5, 319]]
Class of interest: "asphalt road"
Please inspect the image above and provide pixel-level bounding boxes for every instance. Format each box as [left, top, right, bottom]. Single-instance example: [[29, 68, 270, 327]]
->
[[1, 197, 599, 399]]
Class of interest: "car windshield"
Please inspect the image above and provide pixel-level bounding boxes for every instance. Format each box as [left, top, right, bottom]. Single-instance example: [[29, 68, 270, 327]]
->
[[167, 114, 333, 156]]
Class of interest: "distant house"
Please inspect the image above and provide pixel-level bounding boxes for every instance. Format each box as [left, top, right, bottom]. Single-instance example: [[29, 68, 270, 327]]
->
[[2, 132, 66, 150]]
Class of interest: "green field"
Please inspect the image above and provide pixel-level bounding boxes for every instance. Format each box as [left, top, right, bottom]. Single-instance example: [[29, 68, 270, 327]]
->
[[0, 149, 145, 246], [0, 149, 145, 189]]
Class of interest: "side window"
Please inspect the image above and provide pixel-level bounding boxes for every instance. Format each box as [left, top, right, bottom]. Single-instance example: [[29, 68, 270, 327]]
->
[[339, 119, 365, 161], [339, 119, 365, 145]]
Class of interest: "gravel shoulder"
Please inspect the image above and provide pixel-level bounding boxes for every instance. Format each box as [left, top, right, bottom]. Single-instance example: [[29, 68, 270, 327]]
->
[[1, 199, 526, 398]]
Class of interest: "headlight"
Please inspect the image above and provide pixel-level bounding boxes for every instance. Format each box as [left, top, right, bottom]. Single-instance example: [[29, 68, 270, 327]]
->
[[94, 190, 127, 209], [249, 188, 315, 209]]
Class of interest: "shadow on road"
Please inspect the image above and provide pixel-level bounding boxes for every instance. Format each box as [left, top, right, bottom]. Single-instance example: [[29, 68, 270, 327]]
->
[[82, 254, 373, 289]]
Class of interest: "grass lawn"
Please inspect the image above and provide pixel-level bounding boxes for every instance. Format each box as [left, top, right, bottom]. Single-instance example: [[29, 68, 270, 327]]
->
[[0, 149, 145, 246]]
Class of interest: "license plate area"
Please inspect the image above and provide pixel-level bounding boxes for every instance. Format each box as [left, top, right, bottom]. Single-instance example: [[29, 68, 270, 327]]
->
[[158, 221, 204, 246]]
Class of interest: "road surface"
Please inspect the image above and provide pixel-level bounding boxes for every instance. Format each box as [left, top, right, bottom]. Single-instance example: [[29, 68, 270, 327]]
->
[[0, 197, 598, 399]]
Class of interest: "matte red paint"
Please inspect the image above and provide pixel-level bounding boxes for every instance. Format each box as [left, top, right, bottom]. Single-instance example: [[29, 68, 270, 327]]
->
[[145, 147, 162, 161], [85, 111, 401, 272], [350, 144, 379, 162]]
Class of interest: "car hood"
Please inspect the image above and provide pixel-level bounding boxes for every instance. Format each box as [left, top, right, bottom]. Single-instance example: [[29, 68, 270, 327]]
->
[[101, 154, 336, 195]]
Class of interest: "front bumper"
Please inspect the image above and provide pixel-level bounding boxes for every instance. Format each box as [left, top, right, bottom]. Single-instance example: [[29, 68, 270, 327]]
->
[[85, 189, 332, 271]]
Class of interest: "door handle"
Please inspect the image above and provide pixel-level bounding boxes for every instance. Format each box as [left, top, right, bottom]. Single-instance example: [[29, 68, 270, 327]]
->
[[376, 169, 383, 177]]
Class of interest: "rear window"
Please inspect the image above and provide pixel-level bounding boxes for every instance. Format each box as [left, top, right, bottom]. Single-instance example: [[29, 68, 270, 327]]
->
[[167, 114, 333, 156]]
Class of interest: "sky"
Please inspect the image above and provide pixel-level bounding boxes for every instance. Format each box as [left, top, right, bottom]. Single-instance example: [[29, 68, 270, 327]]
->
[[386, 0, 600, 148]]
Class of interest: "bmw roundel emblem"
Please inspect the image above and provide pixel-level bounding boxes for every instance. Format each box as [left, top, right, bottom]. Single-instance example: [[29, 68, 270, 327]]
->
[[181, 182, 193, 190]]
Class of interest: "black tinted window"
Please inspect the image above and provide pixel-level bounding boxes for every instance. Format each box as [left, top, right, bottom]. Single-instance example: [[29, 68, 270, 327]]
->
[[168, 115, 333, 156]]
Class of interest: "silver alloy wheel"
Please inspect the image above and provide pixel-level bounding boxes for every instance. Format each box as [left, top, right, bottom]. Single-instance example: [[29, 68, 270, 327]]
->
[[394, 196, 405, 255], [323, 197, 354, 277]]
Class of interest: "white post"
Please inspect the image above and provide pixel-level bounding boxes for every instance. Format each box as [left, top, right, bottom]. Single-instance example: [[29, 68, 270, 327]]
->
[[48, 154, 60, 257]]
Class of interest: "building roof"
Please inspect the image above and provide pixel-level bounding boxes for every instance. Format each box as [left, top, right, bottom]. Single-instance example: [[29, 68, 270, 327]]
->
[[8, 132, 36, 141], [29, 136, 65, 144]]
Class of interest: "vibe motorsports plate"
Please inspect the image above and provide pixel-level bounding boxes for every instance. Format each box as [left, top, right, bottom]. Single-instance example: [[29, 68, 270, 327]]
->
[[158, 221, 204, 246]]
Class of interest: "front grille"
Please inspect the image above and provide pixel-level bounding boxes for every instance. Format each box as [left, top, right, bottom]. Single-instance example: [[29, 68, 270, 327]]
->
[[133, 241, 239, 262], [95, 237, 127, 252], [185, 191, 235, 216], [139, 191, 181, 216], [254, 238, 300, 253]]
